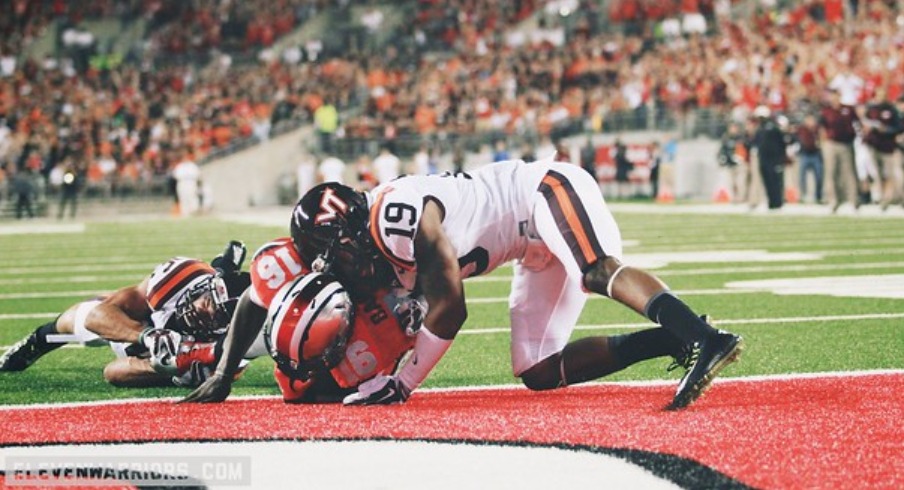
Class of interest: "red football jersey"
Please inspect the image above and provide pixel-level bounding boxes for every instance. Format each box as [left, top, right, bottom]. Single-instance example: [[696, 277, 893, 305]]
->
[[249, 238, 414, 401]]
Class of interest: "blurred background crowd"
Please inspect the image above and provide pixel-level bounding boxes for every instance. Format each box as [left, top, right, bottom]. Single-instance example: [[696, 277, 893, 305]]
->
[[0, 0, 902, 218]]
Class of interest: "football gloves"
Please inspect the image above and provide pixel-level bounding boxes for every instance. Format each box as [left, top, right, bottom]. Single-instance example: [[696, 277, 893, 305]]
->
[[172, 361, 213, 388], [393, 295, 427, 337], [211, 240, 247, 275], [343, 375, 411, 406], [140, 328, 184, 376]]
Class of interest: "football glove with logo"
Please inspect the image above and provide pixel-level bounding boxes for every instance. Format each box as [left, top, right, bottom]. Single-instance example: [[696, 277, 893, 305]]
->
[[393, 295, 427, 337], [140, 328, 183, 375], [172, 361, 213, 388], [342, 375, 411, 406]]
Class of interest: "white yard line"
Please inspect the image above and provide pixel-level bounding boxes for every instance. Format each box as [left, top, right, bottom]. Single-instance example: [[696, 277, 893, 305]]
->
[[0, 291, 109, 300], [465, 261, 904, 282], [458, 312, 904, 335], [3, 312, 901, 349]]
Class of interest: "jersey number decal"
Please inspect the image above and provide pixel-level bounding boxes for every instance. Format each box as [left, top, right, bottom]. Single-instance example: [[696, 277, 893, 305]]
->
[[256, 248, 304, 289], [458, 247, 489, 278], [383, 203, 417, 239], [342, 340, 378, 380]]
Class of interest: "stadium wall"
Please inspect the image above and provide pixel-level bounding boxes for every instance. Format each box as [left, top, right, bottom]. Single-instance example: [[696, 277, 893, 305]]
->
[[201, 127, 315, 212], [202, 128, 721, 213]]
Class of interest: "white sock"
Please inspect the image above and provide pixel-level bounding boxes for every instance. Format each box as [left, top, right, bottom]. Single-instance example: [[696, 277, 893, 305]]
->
[[397, 327, 452, 391]]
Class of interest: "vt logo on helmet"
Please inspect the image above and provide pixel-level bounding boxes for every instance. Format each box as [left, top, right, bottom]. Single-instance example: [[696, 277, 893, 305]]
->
[[291, 183, 383, 290], [263, 272, 355, 381], [313, 187, 350, 224]]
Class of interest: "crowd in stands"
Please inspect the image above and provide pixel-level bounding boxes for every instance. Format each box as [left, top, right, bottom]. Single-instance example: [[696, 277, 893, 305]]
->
[[1, 0, 903, 216]]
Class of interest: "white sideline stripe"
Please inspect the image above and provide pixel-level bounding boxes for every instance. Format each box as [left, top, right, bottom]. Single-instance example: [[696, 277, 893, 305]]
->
[[0, 369, 900, 411], [0, 290, 109, 300], [467, 261, 904, 282], [467, 288, 753, 304], [458, 312, 904, 335], [0, 275, 141, 286], [2, 312, 902, 347]]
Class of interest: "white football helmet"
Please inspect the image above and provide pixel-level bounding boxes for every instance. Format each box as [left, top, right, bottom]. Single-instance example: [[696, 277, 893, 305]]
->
[[263, 272, 355, 381]]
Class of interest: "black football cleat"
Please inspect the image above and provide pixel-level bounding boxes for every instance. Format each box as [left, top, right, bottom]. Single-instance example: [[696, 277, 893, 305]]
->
[[666, 315, 711, 374], [667, 329, 744, 410], [0, 333, 55, 372], [667, 341, 699, 374]]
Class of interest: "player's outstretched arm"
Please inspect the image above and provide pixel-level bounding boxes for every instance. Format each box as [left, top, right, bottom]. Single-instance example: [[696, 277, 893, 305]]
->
[[179, 289, 267, 403], [88, 280, 153, 343]]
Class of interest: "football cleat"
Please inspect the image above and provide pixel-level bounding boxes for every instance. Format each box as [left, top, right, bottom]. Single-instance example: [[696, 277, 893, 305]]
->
[[667, 328, 744, 411], [0, 333, 55, 372], [667, 341, 699, 374], [666, 315, 711, 374]]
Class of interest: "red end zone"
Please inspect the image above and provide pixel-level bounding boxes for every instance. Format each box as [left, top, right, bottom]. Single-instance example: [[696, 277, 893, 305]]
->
[[1, 372, 902, 489]]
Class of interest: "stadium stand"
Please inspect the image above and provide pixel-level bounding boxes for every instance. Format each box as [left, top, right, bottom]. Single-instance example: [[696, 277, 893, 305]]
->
[[1, 0, 902, 216]]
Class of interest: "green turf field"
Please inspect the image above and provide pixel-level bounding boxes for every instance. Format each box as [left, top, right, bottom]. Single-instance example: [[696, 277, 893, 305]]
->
[[1, 206, 902, 404]]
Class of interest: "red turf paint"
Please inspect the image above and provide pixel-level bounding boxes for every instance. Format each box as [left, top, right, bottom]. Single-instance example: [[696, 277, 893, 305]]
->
[[1, 373, 902, 489]]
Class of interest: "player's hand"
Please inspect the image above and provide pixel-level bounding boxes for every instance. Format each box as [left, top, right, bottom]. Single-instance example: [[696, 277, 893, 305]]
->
[[342, 375, 411, 406], [393, 296, 427, 337], [141, 328, 183, 374], [178, 373, 232, 403], [211, 240, 247, 274], [172, 361, 213, 388]]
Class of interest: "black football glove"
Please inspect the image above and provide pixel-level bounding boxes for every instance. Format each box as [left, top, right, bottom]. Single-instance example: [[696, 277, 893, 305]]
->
[[212, 240, 247, 274]]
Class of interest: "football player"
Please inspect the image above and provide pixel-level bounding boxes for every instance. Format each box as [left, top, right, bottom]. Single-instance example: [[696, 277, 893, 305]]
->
[[181, 234, 420, 404], [0, 241, 257, 388], [289, 157, 745, 410]]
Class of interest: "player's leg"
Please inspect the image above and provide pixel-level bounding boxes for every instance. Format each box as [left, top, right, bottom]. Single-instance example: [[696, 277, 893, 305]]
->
[[103, 357, 172, 387], [533, 163, 743, 408], [512, 258, 690, 390], [0, 299, 104, 372]]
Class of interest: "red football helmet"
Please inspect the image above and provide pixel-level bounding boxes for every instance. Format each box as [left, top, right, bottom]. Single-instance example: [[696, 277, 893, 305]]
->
[[263, 272, 355, 381]]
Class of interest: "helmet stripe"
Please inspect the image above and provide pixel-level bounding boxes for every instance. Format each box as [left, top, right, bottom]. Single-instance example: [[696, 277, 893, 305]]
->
[[148, 259, 215, 310], [270, 273, 345, 365]]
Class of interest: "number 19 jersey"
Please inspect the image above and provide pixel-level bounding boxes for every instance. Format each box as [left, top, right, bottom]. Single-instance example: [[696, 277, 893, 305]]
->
[[368, 160, 552, 290]]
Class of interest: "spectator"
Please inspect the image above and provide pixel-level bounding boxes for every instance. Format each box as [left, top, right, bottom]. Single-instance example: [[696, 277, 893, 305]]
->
[[57, 160, 82, 220], [649, 140, 662, 200], [613, 138, 633, 198], [372, 145, 401, 184], [796, 115, 824, 204], [314, 97, 339, 155], [492, 140, 511, 162], [354, 154, 377, 191], [171, 151, 201, 217], [318, 154, 346, 184], [411, 144, 431, 175], [10, 167, 36, 219], [752, 106, 787, 210], [296, 153, 317, 200], [862, 88, 903, 210], [580, 137, 597, 177], [718, 122, 750, 203], [820, 89, 860, 212]]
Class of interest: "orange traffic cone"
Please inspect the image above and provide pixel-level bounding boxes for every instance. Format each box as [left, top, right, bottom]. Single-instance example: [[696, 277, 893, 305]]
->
[[785, 186, 799, 204], [713, 186, 731, 203], [656, 188, 675, 203]]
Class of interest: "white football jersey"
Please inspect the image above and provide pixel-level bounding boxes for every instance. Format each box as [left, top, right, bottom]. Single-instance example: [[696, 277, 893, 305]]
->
[[368, 159, 549, 290]]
